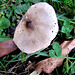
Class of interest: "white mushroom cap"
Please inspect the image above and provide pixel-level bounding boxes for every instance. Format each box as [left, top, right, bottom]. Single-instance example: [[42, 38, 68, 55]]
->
[[13, 2, 59, 54]]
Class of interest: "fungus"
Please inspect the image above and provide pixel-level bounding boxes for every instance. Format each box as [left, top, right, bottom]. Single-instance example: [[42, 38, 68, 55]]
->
[[13, 2, 58, 54]]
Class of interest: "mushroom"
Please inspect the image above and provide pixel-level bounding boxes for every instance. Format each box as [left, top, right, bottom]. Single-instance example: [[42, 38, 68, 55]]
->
[[13, 2, 58, 54]]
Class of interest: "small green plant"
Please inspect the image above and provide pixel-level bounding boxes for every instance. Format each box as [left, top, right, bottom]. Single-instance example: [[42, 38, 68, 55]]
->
[[36, 42, 62, 57], [61, 19, 73, 37], [20, 53, 26, 62], [0, 17, 12, 42], [49, 42, 62, 57], [70, 64, 75, 74], [16, 3, 30, 14], [0, 17, 10, 29]]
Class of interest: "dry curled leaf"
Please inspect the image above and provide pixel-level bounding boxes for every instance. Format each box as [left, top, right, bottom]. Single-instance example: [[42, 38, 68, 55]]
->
[[0, 40, 17, 57], [35, 39, 75, 73]]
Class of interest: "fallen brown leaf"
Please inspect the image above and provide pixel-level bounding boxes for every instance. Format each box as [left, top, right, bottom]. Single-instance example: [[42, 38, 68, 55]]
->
[[0, 40, 17, 57], [35, 39, 75, 73]]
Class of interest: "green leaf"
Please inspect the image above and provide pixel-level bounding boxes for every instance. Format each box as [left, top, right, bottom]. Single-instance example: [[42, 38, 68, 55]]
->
[[1, 11, 4, 15], [61, 20, 73, 37], [57, 14, 75, 24], [53, 42, 62, 56], [12, 23, 15, 26], [64, 20, 70, 26], [28, 0, 42, 3], [71, 65, 75, 74], [56, 48, 62, 56], [6, 13, 9, 17], [24, 0, 29, 2], [20, 53, 26, 62], [53, 42, 59, 50], [61, 25, 73, 33], [16, 4, 30, 14], [0, 29, 3, 35], [2, 32, 6, 36], [0, 17, 10, 29], [0, 36, 12, 42], [49, 49, 56, 57], [36, 52, 49, 56]]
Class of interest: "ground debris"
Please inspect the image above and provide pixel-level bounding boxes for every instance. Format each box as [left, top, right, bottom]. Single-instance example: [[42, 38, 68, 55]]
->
[[34, 39, 75, 73]]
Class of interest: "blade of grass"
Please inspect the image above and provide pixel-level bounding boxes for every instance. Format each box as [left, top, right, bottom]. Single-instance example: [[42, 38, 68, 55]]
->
[[55, 68, 59, 75], [74, 0, 75, 6], [0, 61, 6, 71], [57, 13, 66, 19], [57, 14, 75, 24], [26, 47, 46, 59], [58, 18, 75, 24], [64, 61, 75, 74], [52, 0, 62, 3], [58, 56, 75, 59], [66, 54, 69, 73], [5, 48, 45, 67], [57, 0, 59, 9], [1, 0, 11, 10], [2, 48, 45, 63], [49, 0, 51, 4], [0, 71, 15, 74], [5, 52, 23, 67], [8, 10, 13, 19]]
